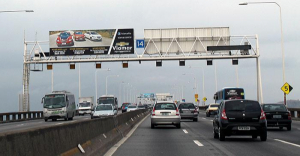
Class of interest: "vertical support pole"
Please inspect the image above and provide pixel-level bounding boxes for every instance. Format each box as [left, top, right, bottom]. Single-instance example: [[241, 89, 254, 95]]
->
[[284, 93, 287, 105], [79, 63, 81, 97]]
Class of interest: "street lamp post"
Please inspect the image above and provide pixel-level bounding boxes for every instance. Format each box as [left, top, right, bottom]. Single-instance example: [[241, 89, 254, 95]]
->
[[189, 66, 205, 104], [239, 1, 285, 104], [106, 75, 119, 95], [95, 68, 110, 103], [182, 73, 197, 95]]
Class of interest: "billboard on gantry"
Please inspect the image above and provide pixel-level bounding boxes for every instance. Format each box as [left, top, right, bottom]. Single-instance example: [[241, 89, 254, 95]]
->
[[143, 27, 230, 55], [49, 29, 134, 56]]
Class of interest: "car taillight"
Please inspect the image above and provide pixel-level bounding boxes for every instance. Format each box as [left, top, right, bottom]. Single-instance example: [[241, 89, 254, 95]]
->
[[193, 108, 198, 113], [221, 109, 227, 120], [122, 106, 125, 109], [288, 112, 291, 120], [176, 108, 179, 116], [260, 109, 266, 120], [152, 107, 155, 116]]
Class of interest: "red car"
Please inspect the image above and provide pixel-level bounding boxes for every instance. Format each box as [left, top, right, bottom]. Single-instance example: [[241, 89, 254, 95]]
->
[[56, 32, 74, 46], [73, 31, 85, 41]]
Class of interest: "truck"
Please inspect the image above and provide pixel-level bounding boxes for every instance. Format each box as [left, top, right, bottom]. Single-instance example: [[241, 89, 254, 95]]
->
[[42, 90, 76, 122], [78, 97, 94, 116]]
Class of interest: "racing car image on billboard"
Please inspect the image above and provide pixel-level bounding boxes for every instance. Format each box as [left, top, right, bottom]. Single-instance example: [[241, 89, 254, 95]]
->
[[56, 32, 74, 46], [73, 31, 85, 41]]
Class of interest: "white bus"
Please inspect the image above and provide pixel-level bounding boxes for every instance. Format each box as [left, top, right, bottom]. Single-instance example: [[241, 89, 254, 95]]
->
[[42, 90, 76, 122], [98, 95, 118, 110]]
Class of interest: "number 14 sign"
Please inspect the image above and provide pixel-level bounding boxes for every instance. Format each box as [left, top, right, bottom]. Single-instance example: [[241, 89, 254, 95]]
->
[[281, 82, 293, 94], [136, 39, 145, 48]]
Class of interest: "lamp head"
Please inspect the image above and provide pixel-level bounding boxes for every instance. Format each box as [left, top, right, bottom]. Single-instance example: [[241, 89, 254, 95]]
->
[[239, 2, 248, 5]]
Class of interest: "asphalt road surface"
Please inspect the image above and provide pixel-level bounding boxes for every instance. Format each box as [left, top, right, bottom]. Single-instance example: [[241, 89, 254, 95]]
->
[[112, 111, 300, 156], [49, 31, 113, 48]]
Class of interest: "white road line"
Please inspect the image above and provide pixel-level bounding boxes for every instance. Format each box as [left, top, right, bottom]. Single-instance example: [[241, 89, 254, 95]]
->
[[193, 140, 204, 147], [16, 124, 24, 126], [210, 120, 213, 122], [183, 129, 188, 134], [56, 123, 64, 125], [297, 128, 300, 131], [274, 139, 300, 148], [202, 118, 206, 120]]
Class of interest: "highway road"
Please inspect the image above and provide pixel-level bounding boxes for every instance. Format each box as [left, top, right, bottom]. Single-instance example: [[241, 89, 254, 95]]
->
[[111, 111, 300, 156]]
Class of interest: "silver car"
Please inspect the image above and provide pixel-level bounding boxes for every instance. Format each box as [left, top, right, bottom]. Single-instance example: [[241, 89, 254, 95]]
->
[[151, 102, 181, 128], [127, 105, 138, 112], [91, 104, 117, 119], [178, 103, 198, 122]]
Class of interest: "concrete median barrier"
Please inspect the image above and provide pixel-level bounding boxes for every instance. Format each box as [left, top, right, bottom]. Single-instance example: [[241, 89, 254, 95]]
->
[[0, 109, 150, 156]]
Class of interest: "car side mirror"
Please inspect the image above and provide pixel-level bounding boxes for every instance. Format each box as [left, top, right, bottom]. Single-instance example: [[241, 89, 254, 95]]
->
[[41, 97, 44, 104]]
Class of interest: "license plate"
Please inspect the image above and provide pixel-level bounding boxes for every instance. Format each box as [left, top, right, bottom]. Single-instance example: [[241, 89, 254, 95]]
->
[[62, 43, 66, 45], [238, 126, 250, 130], [52, 111, 59, 115], [161, 112, 169, 116], [273, 115, 282, 118]]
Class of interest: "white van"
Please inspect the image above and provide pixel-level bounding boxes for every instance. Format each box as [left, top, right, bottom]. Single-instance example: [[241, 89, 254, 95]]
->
[[42, 90, 76, 122]]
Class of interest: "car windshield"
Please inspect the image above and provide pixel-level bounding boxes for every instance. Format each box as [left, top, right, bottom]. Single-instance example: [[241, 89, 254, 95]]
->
[[128, 106, 136, 108], [91, 31, 98, 34], [225, 100, 261, 112], [79, 102, 90, 107], [263, 104, 287, 111], [75, 32, 82, 34], [179, 103, 195, 109], [210, 104, 219, 108], [60, 32, 69, 38], [95, 105, 112, 111], [155, 103, 176, 110], [44, 94, 66, 108]]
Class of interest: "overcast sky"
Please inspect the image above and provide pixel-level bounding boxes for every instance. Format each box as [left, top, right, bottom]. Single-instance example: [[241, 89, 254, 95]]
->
[[0, 0, 299, 112]]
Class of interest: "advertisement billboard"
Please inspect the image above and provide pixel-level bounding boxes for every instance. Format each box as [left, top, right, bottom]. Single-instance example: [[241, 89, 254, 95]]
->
[[49, 28, 134, 56]]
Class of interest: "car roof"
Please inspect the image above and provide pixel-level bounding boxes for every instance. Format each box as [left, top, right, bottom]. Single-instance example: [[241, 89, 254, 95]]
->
[[224, 99, 258, 103], [261, 103, 285, 105], [156, 101, 174, 104]]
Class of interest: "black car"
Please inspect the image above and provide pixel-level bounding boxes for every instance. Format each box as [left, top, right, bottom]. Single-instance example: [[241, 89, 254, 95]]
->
[[213, 99, 267, 141], [262, 103, 292, 130]]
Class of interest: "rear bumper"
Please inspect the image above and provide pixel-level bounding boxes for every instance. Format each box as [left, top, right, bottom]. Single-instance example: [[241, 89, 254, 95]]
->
[[221, 122, 266, 136], [181, 114, 198, 119], [207, 110, 218, 115], [151, 116, 180, 125], [266, 119, 292, 127]]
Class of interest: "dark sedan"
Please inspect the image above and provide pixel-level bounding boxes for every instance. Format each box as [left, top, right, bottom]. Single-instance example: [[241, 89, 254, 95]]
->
[[262, 103, 292, 130]]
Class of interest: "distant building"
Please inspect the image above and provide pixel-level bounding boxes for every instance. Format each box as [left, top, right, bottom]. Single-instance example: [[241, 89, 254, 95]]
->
[[156, 93, 173, 101]]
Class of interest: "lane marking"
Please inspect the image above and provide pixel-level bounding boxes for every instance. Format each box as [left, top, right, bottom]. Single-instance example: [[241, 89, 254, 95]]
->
[[56, 123, 64, 125], [202, 118, 206, 120], [193, 140, 204, 147], [274, 139, 300, 148], [104, 114, 149, 156], [210, 120, 213, 122], [16, 124, 24, 126], [297, 128, 300, 131], [183, 129, 188, 134]]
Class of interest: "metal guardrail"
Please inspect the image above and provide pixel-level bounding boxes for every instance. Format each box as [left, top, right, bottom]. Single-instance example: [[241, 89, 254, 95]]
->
[[0, 111, 43, 123], [198, 106, 300, 118]]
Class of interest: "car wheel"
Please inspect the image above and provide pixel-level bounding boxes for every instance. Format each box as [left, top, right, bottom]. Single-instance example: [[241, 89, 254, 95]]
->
[[90, 37, 92, 40], [69, 113, 74, 120], [252, 135, 258, 139], [218, 127, 225, 141], [287, 124, 291, 131], [176, 123, 181, 129], [44, 118, 48, 122], [64, 114, 68, 121], [213, 127, 219, 139], [91, 116, 93, 119], [260, 129, 267, 141], [151, 123, 155, 129], [193, 118, 198, 122]]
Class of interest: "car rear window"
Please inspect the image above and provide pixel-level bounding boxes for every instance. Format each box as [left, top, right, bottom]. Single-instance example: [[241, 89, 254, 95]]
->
[[210, 104, 219, 108], [225, 100, 261, 112], [179, 103, 195, 109], [262, 104, 287, 111], [155, 103, 176, 110], [128, 106, 136, 108]]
